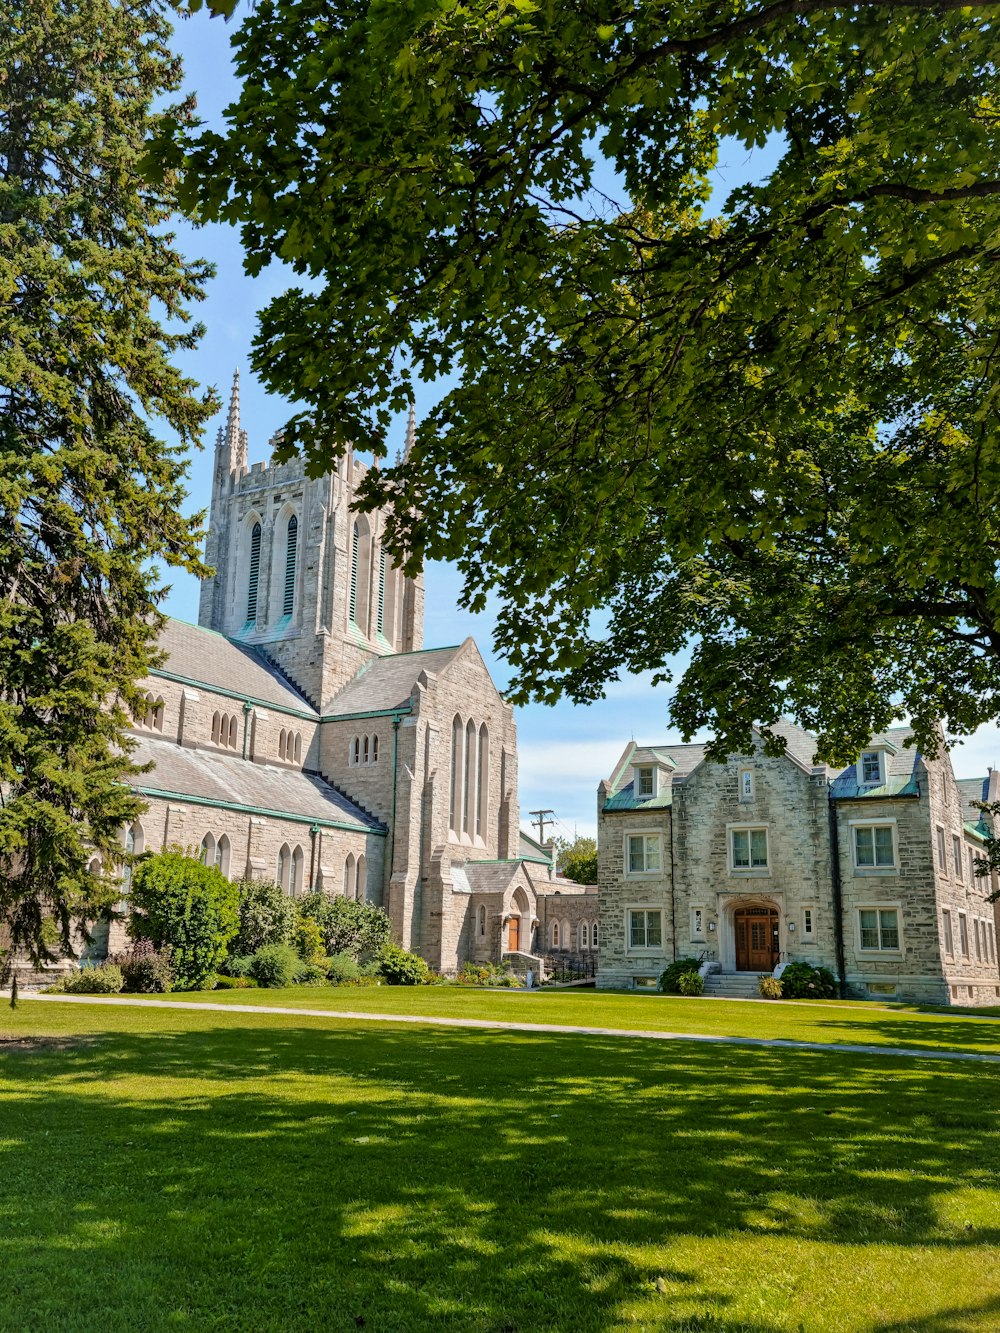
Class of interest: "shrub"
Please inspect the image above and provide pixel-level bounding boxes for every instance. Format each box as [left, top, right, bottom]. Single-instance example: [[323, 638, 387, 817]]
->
[[215, 974, 259, 989], [129, 850, 240, 991], [457, 961, 519, 988], [296, 962, 329, 986], [249, 943, 301, 988], [225, 955, 255, 978], [677, 970, 704, 996], [233, 879, 298, 956], [377, 943, 430, 986], [780, 961, 837, 1000], [659, 958, 702, 994], [758, 976, 783, 1000], [294, 913, 327, 965], [327, 952, 362, 985], [62, 964, 124, 994], [109, 939, 174, 993], [298, 892, 391, 961]]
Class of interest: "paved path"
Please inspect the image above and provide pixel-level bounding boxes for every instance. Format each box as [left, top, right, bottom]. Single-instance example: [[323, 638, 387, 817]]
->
[[26, 993, 1000, 1065]]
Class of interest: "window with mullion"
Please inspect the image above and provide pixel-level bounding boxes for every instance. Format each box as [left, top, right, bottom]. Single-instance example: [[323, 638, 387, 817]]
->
[[629, 910, 662, 949], [854, 824, 895, 868], [859, 907, 899, 950], [732, 827, 768, 869]]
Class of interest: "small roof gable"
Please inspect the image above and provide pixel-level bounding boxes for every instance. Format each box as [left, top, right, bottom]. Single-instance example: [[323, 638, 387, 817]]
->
[[322, 644, 463, 717], [154, 619, 317, 714], [130, 735, 383, 832], [460, 861, 523, 895], [830, 726, 920, 800]]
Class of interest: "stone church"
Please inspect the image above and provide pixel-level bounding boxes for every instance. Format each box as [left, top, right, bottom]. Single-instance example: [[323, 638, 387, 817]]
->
[[597, 721, 1000, 1006], [117, 372, 592, 974]]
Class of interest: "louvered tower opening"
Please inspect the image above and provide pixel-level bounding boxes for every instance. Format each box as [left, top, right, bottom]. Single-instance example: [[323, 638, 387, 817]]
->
[[283, 514, 297, 616], [377, 550, 386, 635], [349, 521, 359, 622], [247, 522, 261, 623]]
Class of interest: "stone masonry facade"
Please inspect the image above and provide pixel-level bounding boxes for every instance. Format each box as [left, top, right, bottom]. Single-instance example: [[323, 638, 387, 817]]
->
[[598, 722, 1000, 1006], [103, 373, 566, 975]]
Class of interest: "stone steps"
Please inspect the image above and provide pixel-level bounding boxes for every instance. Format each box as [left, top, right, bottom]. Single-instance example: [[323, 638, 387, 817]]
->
[[702, 972, 767, 999]]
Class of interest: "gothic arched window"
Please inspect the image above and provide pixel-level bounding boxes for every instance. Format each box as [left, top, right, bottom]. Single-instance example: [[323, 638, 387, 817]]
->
[[478, 905, 486, 937], [463, 719, 476, 834], [290, 845, 304, 896], [477, 724, 489, 840], [344, 853, 356, 898], [277, 843, 290, 892], [356, 854, 367, 902], [247, 521, 262, 624], [279, 728, 287, 760], [200, 833, 216, 866], [293, 733, 302, 763], [216, 834, 231, 879], [363, 735, 369, 764], [349, 522, 360, 623], [371, 734, 378, 763], [283, 514, 298, 617], [449, 715, 462, 834]]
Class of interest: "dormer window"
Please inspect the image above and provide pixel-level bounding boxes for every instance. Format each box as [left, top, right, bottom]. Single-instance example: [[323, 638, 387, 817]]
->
[[637, 766, 655, 797], [860, 750, 884, 786]]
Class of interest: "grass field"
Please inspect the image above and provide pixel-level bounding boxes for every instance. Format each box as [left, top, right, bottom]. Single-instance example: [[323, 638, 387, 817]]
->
[[126, 983, 1000, 1058], [3, 994, 1000, 1331]]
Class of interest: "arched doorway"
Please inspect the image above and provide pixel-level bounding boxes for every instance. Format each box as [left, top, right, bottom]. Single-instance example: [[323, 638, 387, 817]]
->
[[734, 906, 780, 972], [508, 886, 530, 954]]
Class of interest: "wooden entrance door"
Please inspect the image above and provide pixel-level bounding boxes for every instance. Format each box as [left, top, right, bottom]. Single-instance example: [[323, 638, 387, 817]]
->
[[508, 915, 520, 953], [734, 907, 779, 971]]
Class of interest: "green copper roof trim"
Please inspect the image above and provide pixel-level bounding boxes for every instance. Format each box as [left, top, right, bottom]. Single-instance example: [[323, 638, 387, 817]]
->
[[963, 821, 989, 844], [465, 857, 553, 867], [133, 784, 385, 836], [147, 667, 318, 721], [320, 705, 413, 723]]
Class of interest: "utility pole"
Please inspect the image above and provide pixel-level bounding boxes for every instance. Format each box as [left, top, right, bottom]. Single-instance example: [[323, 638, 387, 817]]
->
[[529, 809, 555, 844]]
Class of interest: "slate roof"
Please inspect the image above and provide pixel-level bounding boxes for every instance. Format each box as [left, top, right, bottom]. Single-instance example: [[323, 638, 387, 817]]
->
[[131, 735, 383, 832], [153, 619, 316, 715], [322, 645, 463, 717], [459, 862, 524, 895], [828, 726, 921, 800], [957, 777, 989, 816]]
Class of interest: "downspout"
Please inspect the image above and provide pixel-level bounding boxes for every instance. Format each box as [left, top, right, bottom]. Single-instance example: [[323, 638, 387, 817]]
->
[[668, 794, 677, 961], [388, 715, 401, 880], [308, 823, 319, 892], [828, 787, 848, 999], [242, 700, 254, 760]]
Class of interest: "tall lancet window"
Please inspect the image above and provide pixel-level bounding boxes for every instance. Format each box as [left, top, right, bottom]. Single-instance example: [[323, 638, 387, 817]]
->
[[283, 514, 297, 617], [247, 521, 262, 624], [377, 551, 386, 636], [349, 522, 359, 623]]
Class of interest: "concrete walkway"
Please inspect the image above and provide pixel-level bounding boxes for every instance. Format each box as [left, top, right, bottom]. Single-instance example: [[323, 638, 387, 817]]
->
[[25, 993, 1000, 1065]]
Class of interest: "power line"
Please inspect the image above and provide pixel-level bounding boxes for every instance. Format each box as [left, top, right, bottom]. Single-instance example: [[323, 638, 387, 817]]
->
[[528, 808, 555, 843]]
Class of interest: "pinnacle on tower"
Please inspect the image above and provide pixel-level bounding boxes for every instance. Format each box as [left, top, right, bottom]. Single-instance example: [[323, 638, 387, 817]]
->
[[225, 368, 248, 474], [403, 401, 416, 461]]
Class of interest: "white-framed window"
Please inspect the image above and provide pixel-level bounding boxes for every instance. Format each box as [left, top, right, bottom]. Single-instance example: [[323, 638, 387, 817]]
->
[[958, 911, 970, 957], [974, 918, 983, 963], [802, 907, 815, 939], [852, 822, 896, 870], [627, 908, 663, 950], [730, 826, 768, 871], [969, 846, 976, 887], [636, 766, 655, 797], [858, 907, 901, 952], [739, 769, 754, 801], [626, 833, 662, 876], [578, 921, 589, 951], [691, 907, 704, 937], [859, 750, 883, 786], [550, 920, 560, 948], [937, 827, 946, 872], [942, 908, 954, 957], [953, 835, 963, 879]]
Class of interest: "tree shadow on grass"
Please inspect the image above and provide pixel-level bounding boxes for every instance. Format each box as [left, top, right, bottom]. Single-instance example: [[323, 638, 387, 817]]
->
[[1, 1017, 999, 1331]]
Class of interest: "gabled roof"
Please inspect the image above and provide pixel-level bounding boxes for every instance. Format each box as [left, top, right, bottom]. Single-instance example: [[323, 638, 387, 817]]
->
[[518, 830, 554, 865], [957, 776, 989, 814], [153, 618, 316, 716], [130, 735, 383, 833], [322, 644, 464, 717], [456, 861, 524, 895], [829, 726, 921, 800]]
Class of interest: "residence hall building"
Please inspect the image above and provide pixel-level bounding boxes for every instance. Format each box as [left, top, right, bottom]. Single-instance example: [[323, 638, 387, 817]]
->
[[597, 720, 1000, 1006], [105, 372, 569, 974]]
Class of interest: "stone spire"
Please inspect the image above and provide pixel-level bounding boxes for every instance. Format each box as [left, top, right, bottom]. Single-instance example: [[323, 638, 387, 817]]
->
[[225, 368, 248, 475], [403, 401, 416, 460]]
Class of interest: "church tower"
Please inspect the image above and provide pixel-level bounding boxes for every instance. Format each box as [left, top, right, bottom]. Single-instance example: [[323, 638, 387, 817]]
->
[[198, 371, 424, 709]]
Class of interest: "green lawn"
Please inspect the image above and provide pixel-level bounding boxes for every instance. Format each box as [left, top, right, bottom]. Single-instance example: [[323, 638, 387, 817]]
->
[[120, 982, 1000, 1059], [3, 997, 1000, 1331]]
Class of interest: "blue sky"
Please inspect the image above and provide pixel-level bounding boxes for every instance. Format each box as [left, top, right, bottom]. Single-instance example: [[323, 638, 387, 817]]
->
[[159, 9, 1000, 839]]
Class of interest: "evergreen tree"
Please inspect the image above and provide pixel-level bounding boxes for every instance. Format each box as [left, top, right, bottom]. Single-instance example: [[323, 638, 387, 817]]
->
[[0, 0, 215, 991]]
